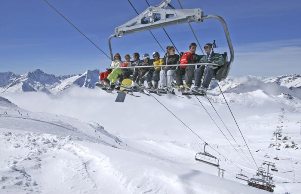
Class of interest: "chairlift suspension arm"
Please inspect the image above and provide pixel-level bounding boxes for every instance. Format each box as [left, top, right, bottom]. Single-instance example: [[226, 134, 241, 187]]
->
[[108, 0, 234, 64], [145, 0, 180, 54]]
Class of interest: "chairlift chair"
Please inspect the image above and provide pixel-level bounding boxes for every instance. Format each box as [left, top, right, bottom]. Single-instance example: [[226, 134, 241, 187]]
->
[[248, 177, 275, 192], [195, 143, 220, 167], [248, 163, 276, 192]]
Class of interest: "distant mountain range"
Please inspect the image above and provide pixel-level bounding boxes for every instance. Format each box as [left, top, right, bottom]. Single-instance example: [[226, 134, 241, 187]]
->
[[0, 69, 300, 99], [0, 69, 99, 94]]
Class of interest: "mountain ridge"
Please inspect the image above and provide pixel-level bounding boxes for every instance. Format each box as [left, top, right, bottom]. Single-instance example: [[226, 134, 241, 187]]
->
[[0, 69, 300, 98]]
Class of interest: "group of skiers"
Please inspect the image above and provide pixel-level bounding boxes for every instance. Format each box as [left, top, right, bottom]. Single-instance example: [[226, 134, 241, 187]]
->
[[99, 42, 225, 94]]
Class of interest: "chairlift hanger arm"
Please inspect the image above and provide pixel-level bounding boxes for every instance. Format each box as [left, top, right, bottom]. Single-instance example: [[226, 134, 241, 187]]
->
[[115, 8, 203, 37], [108, 0, 234, 65]]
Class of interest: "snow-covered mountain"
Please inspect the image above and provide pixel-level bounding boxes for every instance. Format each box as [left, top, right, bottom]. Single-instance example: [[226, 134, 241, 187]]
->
[[0, 69, 99, 93], [1, 69, 300, 98], [0, 72, 20, 88], [51, 70, 99, 93]]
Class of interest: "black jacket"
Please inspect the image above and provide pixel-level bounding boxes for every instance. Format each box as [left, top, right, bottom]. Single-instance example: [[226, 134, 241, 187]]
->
[[164, 54, 180, 70]]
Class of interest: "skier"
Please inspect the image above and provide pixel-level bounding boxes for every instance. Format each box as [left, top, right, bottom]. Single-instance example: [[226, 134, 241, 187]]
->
[[98, 68, 112, 87], [192, 43, 224, 94], [132, 53, 153, 88], [131, 52, 141, 67], [175, 42, 200, 91], [119, 54, 134, 89], [106, 53, 123, 88], [164, 46, 171, 58], [152, 52, 164, 89], [119, 54, 132, 82], [159, 46, 179, 91]]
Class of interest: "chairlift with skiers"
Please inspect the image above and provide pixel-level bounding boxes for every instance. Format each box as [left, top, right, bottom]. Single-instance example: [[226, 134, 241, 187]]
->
[[247, 162, 277, 192], [98, 0, 234, 98]]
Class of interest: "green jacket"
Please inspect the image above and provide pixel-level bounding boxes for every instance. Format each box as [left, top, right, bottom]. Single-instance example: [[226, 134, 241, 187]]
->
[[199, 52, 224, 69]]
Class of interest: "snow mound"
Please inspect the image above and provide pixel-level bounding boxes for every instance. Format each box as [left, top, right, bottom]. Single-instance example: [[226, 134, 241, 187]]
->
[[216, 75, 301, 99]]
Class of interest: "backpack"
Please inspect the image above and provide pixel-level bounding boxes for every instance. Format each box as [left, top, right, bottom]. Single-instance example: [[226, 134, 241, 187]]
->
[[180, 52, 193, 69]]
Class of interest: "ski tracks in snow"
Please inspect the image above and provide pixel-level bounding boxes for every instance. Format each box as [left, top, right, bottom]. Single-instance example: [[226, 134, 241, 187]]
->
[[0, 129, 130, 194], [0, 130, 70, 193]]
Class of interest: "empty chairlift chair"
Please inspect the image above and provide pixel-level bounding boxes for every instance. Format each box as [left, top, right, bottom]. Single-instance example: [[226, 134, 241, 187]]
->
[[195, 143, 220, 167]]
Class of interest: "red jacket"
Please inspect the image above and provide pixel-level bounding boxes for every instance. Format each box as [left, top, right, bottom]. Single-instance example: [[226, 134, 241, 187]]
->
[[180, 52, 193, 69]]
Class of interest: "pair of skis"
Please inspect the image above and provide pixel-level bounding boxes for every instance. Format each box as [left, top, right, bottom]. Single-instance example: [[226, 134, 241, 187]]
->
[[97, 82, 206, 102], [181, 88, 206, 96], [115, 87, 206, 102]]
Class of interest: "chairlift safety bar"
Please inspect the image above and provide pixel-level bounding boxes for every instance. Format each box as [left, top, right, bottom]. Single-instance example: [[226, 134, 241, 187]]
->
[[112, 62, 220, 70]]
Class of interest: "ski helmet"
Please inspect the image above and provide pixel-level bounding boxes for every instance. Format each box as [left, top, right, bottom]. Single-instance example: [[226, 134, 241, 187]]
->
[[152, 52, 160, 58], [142, 53, 150, 59]]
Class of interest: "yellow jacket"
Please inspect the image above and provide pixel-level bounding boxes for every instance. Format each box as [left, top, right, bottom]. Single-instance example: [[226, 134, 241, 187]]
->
[[153, 58, 164, 71]]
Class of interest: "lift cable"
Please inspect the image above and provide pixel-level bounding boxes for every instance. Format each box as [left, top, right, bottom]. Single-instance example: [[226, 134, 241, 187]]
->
[[205, 96, 242, 149], [127, 0, 165, 52], [145, 0, 180, 54], [204, 95, 256, 165], [194, 95, 255, 167], [149, 93, 249, 170], [41, 0, 111, 59], [217, 83, 259, 169], [175, 0, 205, 55], [128, 1, 255, 169]]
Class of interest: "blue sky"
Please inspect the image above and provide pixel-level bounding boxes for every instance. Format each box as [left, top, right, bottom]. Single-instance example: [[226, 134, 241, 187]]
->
[[0, 0, 301, 76]]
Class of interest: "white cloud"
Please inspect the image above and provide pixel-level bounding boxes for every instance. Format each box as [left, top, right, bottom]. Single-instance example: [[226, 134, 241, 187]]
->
[[225, 39, 301, 76]]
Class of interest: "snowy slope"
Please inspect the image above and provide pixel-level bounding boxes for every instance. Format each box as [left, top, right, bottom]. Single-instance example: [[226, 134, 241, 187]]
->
[[0, 94, 270, 194], [215, 75, 301, 99], [1, 81, 301, 194], [0, 71, 301, 193]]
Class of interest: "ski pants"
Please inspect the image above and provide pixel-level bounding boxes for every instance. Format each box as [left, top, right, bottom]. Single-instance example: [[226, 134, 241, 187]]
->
[[194, 65, 205, 87], [134, 69, 153, 86], [159, 69, 175, 88], [202, 66, 215, 89], [118, 69, 132, 82], [153, 70, 160, 83], [175, 66, 194, 87], [107, 68, 122, 84]]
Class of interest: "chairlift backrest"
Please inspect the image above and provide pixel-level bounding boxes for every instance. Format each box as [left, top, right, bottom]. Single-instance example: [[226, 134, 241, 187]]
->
[[215, 52, 229, 81]]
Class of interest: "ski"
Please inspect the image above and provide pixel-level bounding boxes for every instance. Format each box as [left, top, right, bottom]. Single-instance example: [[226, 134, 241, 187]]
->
[[182, 89, 206, 96], [147, 89, 162, 96], [115, 91, 127, 102]]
